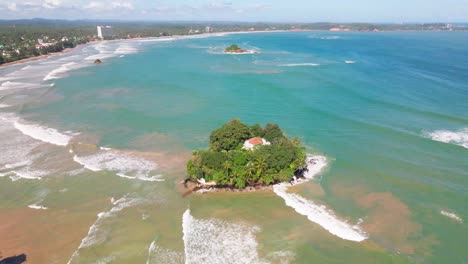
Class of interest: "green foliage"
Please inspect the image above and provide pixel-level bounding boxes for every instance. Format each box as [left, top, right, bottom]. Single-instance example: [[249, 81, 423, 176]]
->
[[225, 44, 241, 51], [209, 119, 252, 151], [250, 124, 263, 137], [187, 119, 307, 188], [263, 123, 286, 143]]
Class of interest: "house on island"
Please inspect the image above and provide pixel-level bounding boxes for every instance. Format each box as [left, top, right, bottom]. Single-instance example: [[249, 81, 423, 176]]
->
[[243, 137, 271, 151]]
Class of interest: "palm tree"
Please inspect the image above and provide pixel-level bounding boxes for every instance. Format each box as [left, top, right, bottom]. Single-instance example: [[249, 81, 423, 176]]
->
[[223, 160, 233, 178], [254, 156, 268, 182], [246, 161, 256, 185]]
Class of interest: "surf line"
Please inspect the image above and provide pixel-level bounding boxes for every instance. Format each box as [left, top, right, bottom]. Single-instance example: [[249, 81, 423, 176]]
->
[[273, 155, 368, 242]]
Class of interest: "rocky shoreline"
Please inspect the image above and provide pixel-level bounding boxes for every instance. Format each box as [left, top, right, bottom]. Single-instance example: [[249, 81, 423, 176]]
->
[[181, 157, 318, 196]]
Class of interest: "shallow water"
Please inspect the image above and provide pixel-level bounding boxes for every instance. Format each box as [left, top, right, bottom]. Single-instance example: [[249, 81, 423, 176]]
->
[[0, 31, 467, 263]]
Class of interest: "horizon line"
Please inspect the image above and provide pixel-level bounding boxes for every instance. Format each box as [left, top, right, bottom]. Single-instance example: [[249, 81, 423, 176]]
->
[[0, 18, 467, 25]]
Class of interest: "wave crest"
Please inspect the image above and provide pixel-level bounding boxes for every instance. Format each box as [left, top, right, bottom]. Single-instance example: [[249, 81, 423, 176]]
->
[[424, 128, 468, 149], [273, 156, 368, 242]]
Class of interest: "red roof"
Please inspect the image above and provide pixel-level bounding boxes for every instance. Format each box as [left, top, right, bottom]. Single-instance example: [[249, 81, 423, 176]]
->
[[248, 137, 263, 145]]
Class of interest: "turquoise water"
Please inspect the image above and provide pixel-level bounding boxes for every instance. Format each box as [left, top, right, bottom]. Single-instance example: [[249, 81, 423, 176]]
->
[[0, 31, 467, 263]]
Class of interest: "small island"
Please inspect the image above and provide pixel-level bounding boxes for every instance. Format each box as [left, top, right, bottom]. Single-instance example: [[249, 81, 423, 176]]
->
[[185, 119, 308, 192], [224, 44, 250, 54]]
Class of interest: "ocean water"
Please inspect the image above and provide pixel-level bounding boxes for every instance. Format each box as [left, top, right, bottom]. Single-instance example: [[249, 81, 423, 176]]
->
[[0, 31, 467, 263]]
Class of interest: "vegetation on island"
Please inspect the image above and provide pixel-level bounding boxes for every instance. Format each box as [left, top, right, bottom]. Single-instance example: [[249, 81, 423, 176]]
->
[[186, 119, 307, 189], [224, 44, 245, 53]]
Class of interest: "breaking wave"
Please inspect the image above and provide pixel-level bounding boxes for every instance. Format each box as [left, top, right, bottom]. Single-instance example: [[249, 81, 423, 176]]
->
[[273, 156, 368, 242], [440, 210, 463, 223], [114, 44, 138, 55], [146, 240, 184, 264], [13, 120, 72, 146], [278, 63, 320, 67], [67, 195, 141, 264], [0, 81, 37, 91], [73, 150, 163, 182], [43, 62, 81, 81], [182, 209, 267, 264], [28, 204, 48, 210], [424, 128, 468, 149]]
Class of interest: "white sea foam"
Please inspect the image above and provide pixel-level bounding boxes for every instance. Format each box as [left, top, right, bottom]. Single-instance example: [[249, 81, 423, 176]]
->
[[182, 209, 267, 264], [223, 50, 258, 55], [146, 240, 184, 264], [424, 128, 468, 149], [8, 169, 49, 181], [440, 210, 463, 223], [114, 44, 138, 55], [85, 53, 117, 61], [0, 114, 50, 181], [273, 156, 368, 242], [278, 63, 320, 67], [345, 60, 356, 64], [0, 81, 37, 91], [137, 37, 177, 42], [0, 104, 11, 108], [43, 62, 79, 81], [320, 36, 340, 40], [100, 146, 112, 151], [95, 256, 115, 264], [67, 195, 140, 264], [28, 204, 48, 210], [73, 150, 162, 181], [13, 120, 72, 146]]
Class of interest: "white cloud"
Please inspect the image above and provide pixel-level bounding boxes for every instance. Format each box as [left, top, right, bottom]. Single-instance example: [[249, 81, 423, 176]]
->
[[83, 1, 133, 10], [7, 2, 17, 11], [83, 1, 105, 9], [43, 0, 61, 9], [111, 1, 134, 10]]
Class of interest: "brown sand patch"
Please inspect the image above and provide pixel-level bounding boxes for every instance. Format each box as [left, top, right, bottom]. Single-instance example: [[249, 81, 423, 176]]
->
[[331, 184, 423, 254], [288, 181, 325, 198], [0, 199, 108, 264], [357, 192, 420, 254]]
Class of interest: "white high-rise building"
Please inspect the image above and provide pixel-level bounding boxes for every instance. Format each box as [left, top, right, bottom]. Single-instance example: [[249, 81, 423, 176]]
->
[[205, 26, 213, 33], [97, 26, 113, 39]]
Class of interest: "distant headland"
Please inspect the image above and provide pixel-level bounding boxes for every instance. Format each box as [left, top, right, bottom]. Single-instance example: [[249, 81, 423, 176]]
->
[[183, 119, 308, 193]]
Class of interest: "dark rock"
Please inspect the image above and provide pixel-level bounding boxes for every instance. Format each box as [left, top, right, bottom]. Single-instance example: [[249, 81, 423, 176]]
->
[[94, 59, 102, 64], [0, 254, 27, 264]]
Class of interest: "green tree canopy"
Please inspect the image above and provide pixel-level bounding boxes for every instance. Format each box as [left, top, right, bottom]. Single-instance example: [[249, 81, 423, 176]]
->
[[188, 119, 307, 188], [209, 119, 253, 151], [225, 44, 241, 51]]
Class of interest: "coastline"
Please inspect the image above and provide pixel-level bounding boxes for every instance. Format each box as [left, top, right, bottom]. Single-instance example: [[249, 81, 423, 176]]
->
[[181, 155, 324, 196], [0, 30, 290, 68], [0, 47, 76, 68]]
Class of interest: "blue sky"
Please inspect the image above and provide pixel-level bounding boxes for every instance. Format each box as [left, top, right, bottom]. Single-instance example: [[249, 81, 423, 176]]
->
[[1, 0, 467, 22]]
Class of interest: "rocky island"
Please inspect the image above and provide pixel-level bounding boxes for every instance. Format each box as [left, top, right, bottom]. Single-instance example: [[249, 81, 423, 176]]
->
[[223, 44, 251, 54], [185, 119, 308, 193]]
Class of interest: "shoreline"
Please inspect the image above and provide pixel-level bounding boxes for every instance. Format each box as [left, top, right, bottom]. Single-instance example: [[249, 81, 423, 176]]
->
[[0, 29, 290, 69], [0, 47, 77, 68], [1, 28, 463, 68], [181, 155, 322, 196]]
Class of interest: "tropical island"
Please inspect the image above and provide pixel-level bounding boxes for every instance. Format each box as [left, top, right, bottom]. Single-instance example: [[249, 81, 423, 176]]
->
[[224, 44, 250, 54], [185, 119, 307, 191]]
